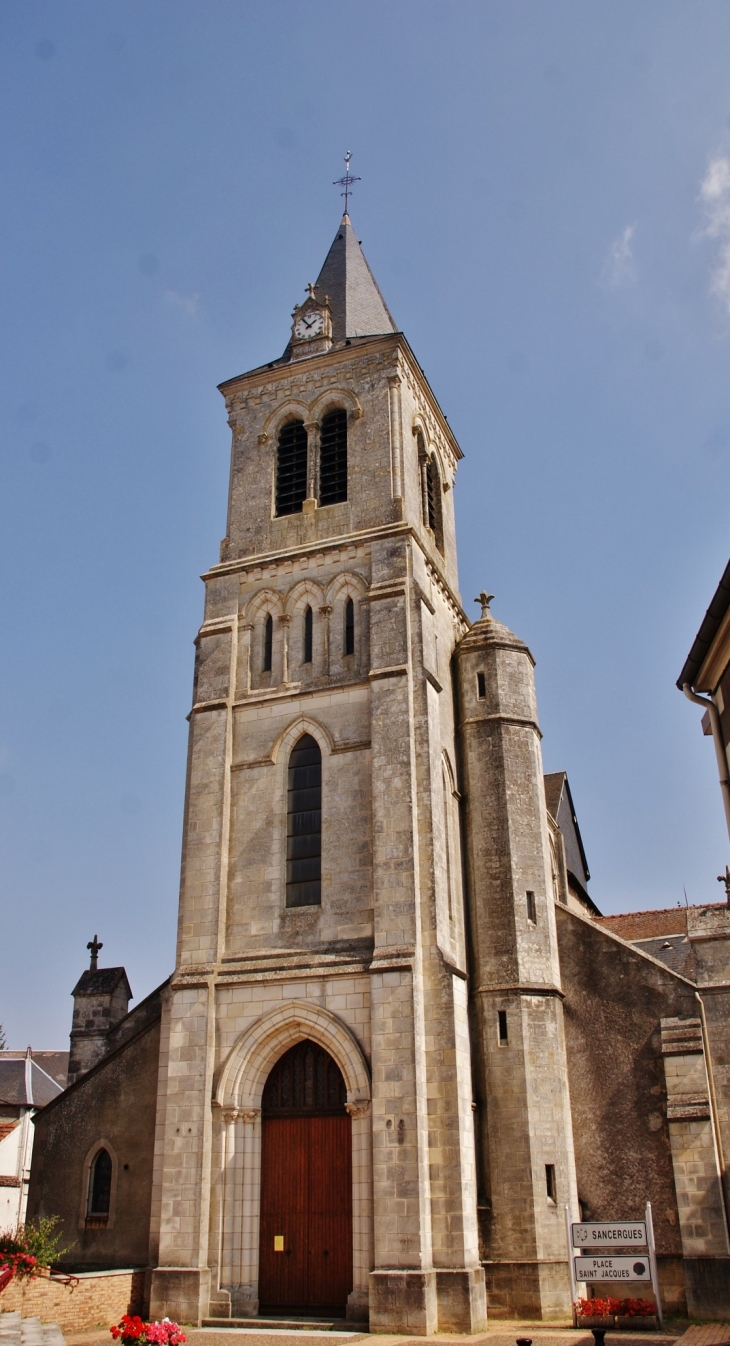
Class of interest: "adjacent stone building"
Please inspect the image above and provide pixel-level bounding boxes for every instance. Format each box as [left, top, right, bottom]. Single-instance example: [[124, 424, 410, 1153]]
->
[[27, 213, 730, 1328]]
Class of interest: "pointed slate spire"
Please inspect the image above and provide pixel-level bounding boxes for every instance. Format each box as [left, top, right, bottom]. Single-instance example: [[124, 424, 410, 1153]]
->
[[314, 214, 397, 343]]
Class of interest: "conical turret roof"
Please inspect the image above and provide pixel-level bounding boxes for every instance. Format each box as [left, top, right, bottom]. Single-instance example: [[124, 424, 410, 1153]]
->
[[314, 214, 397, 343]]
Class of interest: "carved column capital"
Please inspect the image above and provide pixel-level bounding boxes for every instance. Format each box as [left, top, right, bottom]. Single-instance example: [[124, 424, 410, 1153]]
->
[[345, 1098, 371, 1119], [319, 605, 333, 618], [278, 613, 292, 626], [241, 1108, 261, 1124]]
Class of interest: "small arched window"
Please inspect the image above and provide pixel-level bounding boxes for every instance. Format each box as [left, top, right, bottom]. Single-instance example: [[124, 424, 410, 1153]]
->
[[319, 408, 348, 505], [263, 614, 273, 672], [88, 1147, 112, 1216], [275, 419, 308, 516], [286, 734, 321, 908], [344, 597, 355, 657], [303, 606, 313, 664]]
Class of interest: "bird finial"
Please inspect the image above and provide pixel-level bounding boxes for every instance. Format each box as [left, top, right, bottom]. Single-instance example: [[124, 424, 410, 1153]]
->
[[475, 592, 494, 620]]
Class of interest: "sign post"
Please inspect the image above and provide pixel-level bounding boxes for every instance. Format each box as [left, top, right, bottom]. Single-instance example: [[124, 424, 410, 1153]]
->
[[565, 1206, 579, 1326], [567, 1210, 663, 1326], [645, 1202, 663, 1328]]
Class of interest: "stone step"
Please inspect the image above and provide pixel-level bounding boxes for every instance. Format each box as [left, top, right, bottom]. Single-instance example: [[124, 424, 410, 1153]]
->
[[201, 1319, 367, 1333], [0, 1313, 65, 1346]]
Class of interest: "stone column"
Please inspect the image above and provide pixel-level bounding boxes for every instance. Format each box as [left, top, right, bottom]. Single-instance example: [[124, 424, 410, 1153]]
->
[[238, 623, 253, 697], [304, 421, 320, 506], [387, 377, 403, 500], [278, 613, 292, 685], [319, 605, 332, 677]]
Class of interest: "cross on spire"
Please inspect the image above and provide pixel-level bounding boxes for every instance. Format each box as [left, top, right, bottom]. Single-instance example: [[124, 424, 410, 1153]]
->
[[87, 934, 103, 971], [333, 151, 361, 215]]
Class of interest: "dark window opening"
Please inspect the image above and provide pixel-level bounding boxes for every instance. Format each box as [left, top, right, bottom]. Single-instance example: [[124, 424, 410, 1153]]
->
[[88, 1147, 112, 1216], [262, 1040, 346, 1115], [477, 672, 486, 699], [498, 1010, 508, 1044], [275, 419, 308, 516], [545, 1163, 557, 1203], [426, 457, 437, 532], [286, 733, 321, 907], [303, 605, 313, 664], [263, 614, 273, 672], [344, 598, 355, 657], [319, 408, 348, 506], [526, 890, 536, 924]]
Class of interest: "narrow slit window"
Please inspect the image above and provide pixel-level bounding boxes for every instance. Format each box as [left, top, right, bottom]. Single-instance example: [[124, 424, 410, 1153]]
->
[[286, 733, 321, 907], [545, 1164, 557, 1203], [88, 1148, 112, 1216], [498, 1010, 508, 1044], [263, 614, 273, 672], [526, 890, 536, 924], [303, 606, 313, 664], [426, 457, 437, 532], [275, 419, 308, 516], [477, 672, 486, 699], [319, 409, 348, 505], [344, 597, 355, 656]]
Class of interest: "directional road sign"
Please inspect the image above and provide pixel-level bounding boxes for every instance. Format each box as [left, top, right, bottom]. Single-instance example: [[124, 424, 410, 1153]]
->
[[572, 1221, 647, 1248], [574, 1255, 652, 1282]]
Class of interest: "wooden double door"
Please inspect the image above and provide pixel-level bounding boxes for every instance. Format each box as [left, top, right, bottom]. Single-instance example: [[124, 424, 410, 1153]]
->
[[258, 1043, 353, 1315]]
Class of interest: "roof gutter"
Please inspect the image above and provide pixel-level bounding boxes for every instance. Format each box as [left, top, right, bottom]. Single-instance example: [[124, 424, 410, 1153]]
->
[[682, 684, 730, 843]]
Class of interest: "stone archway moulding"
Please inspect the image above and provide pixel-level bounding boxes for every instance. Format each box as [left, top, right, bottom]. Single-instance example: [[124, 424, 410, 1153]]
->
[[215, 1000, 371, 1113]]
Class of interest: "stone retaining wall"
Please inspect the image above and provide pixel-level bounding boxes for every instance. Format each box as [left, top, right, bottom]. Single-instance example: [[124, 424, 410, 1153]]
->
[[0, 1268, 146, 1331]]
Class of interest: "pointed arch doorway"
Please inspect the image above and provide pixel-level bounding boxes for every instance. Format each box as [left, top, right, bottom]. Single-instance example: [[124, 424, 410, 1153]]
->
[[258, 1039, 353, 1316]]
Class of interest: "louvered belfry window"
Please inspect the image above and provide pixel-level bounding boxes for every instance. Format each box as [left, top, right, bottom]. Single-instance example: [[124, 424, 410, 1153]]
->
[[263, 614, 273, 672], [426, 457, 437, 532], [344, 597, 355, 656], [286, 733, 321, 907], [275, 419, 308, 516], [262, 1040, 346, 1115], [319, 409, 348, 506]]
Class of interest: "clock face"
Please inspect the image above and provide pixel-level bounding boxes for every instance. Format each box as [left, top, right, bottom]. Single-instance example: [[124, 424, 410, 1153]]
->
[[294, 310, 324, 340]]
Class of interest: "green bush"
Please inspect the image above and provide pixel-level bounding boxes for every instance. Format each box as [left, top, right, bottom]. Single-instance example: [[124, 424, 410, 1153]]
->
[[0, 1217, 73, 1268]]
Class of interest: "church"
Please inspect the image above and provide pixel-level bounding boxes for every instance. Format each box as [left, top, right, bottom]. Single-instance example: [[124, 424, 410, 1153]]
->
[[26, 208, 730, 1332]]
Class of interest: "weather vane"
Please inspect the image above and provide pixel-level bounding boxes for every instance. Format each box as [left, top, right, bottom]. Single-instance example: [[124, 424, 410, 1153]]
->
[[333, 151, 361, 214]]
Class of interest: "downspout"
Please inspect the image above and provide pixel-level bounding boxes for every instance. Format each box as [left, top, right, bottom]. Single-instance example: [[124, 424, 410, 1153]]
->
[[682, 684, 730, 842], [694, 990, 730, 1244]]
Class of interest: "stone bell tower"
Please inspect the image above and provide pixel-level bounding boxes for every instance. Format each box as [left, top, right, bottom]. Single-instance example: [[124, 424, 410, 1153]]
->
[[148, 209, 487, 1333]]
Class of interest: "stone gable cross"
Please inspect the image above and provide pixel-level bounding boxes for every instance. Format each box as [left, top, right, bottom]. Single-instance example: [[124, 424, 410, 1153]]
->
[[87, 934, 103, 971]]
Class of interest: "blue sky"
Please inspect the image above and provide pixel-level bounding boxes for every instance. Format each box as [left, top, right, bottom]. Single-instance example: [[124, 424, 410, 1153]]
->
[[2, 2, 730, 1046]]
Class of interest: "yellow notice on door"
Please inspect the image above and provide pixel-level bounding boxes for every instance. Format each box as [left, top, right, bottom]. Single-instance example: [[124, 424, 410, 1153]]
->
[[274, 1235, 284, 1252]]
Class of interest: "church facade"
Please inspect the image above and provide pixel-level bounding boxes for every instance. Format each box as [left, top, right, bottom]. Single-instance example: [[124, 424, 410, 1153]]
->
[[28, 215, 730, 1331]]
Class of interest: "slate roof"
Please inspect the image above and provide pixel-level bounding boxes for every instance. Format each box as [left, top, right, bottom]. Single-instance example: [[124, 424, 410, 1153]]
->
[[71, 967, 132, 999], [0, 1051, 68, 1090], [313, 214, 397, 343], [0, 1055, 65, 1108], [678, 556, 730, 690]]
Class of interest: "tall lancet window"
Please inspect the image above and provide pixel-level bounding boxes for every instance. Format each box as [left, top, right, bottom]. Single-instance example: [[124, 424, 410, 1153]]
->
[[303, 605, 313, 664], [425, 456, 444, 554], [319, 409, 348, 505], [263, 614, 273, 672], [275, 419, 308, 516], [88, 1147, 112, 1216], [286, 734, 321, 907], [344, 597, 355, 656]]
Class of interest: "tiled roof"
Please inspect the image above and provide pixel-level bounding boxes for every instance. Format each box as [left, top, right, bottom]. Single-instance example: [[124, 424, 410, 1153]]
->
[[314, 214, 397, 343], [0, 1121, 18, 1142], [0, 1175, 21, 1187], [596, 906, 701, 941]]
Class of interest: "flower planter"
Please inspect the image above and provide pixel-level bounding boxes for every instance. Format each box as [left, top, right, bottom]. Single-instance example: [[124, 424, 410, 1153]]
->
[[577, 1316, 615, 1329]]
